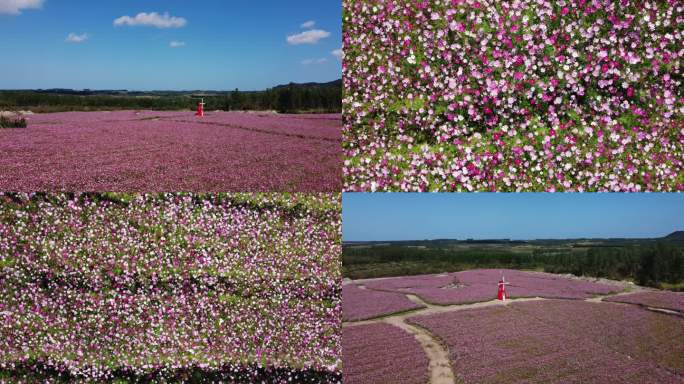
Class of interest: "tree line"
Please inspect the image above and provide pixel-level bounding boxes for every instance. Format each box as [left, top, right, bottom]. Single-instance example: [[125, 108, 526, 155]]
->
[[218, 85, 341, 113], [0, 83, 341, 114], [343, 243, 684, 290]]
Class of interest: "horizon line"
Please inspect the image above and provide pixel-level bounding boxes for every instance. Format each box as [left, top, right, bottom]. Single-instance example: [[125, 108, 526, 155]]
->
[[343, 231, 681, 242], [0, 78, 342, 93]]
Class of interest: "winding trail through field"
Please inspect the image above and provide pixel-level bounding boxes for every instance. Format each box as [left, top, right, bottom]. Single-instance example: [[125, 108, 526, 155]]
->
[[343, 278, 681, 384], [384, 315, 455, 384]]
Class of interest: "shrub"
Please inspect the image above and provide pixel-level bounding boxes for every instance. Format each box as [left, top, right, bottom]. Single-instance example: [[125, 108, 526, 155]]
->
[[0, 115, 27, 129]]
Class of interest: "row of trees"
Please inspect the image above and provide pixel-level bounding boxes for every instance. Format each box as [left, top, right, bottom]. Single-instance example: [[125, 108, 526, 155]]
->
[[344, 246, 541, 267], [0, 83, 341, 114], [540, 244, 682, 287], [0, 92, 189, 112], [343, 243, 684, 290], [218, 85, 341, 113]]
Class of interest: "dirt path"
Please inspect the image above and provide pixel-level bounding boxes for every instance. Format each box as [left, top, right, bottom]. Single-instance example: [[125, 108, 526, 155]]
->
[[344, 295, 545, 328], [585, 291, 637, 302], [384, 316, 456, 384], [583, 289, 684, 317], [344, 294, 545, 384], [407, 293, 440, 308], [406, 294, 544, 317], [647, 307, 683, 316]]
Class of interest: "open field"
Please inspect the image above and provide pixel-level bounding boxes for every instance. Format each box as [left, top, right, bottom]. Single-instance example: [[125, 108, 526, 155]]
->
[[343, 269, 684, 384], [0, 193, 341, 382], [0, 111, 341, 191]]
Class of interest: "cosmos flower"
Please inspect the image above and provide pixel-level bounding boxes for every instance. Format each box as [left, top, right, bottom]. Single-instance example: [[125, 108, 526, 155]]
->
[[343, 0, 683, 191], [0, 193, 341, 382]]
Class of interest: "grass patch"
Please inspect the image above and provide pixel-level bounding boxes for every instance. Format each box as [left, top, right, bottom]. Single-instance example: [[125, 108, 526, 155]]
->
[[660, 282, 684, 292]]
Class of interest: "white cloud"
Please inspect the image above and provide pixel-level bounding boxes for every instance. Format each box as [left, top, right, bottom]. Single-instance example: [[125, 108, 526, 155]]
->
[[300, 20, 315, 29], [65, 33, 88, 43], [169, 40, 185, 48], [302, 58, 327, 65], [0, 0, 43, 15], [114, 12, 187, 28], [286, 29, 330, 45], [332, 48, 343, 60]]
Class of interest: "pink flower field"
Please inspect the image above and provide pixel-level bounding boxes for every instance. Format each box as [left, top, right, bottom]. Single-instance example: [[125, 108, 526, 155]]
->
[[342, 323, 429, 384], [0, 193, 341, 382], [409, 300, 684, 383], [343, 0, 684, 191], [605, 290, 684, 312], [360, 269, 619, 305], [343, 269, 683, 384], [342, 283, 425, 321], [0, 111, 341, 191]]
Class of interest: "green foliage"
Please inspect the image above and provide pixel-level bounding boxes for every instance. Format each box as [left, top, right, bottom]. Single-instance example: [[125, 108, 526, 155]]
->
[[219, 293, 244, 306], [229, 88, 245, 110], [271, 84, 341, 113], [635, 243, 684, 288], [0, 115, 27, 128], [543, 45, 555, 57], [617, 110, 640, 128], [343, 243, 684, 290], [343, 246, 543, 279], [277, 87, 294, 113], [0, 83, 342, 114]]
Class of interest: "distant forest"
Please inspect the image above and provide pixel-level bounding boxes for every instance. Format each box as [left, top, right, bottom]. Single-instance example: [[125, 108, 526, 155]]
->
[[0, 80, 341, 113], [343, 242, 684, 291]]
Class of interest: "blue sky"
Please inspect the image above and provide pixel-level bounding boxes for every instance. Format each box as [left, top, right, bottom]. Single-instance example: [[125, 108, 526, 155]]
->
[[343, 193, 684, 241], [0, 0, 341, 90]]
